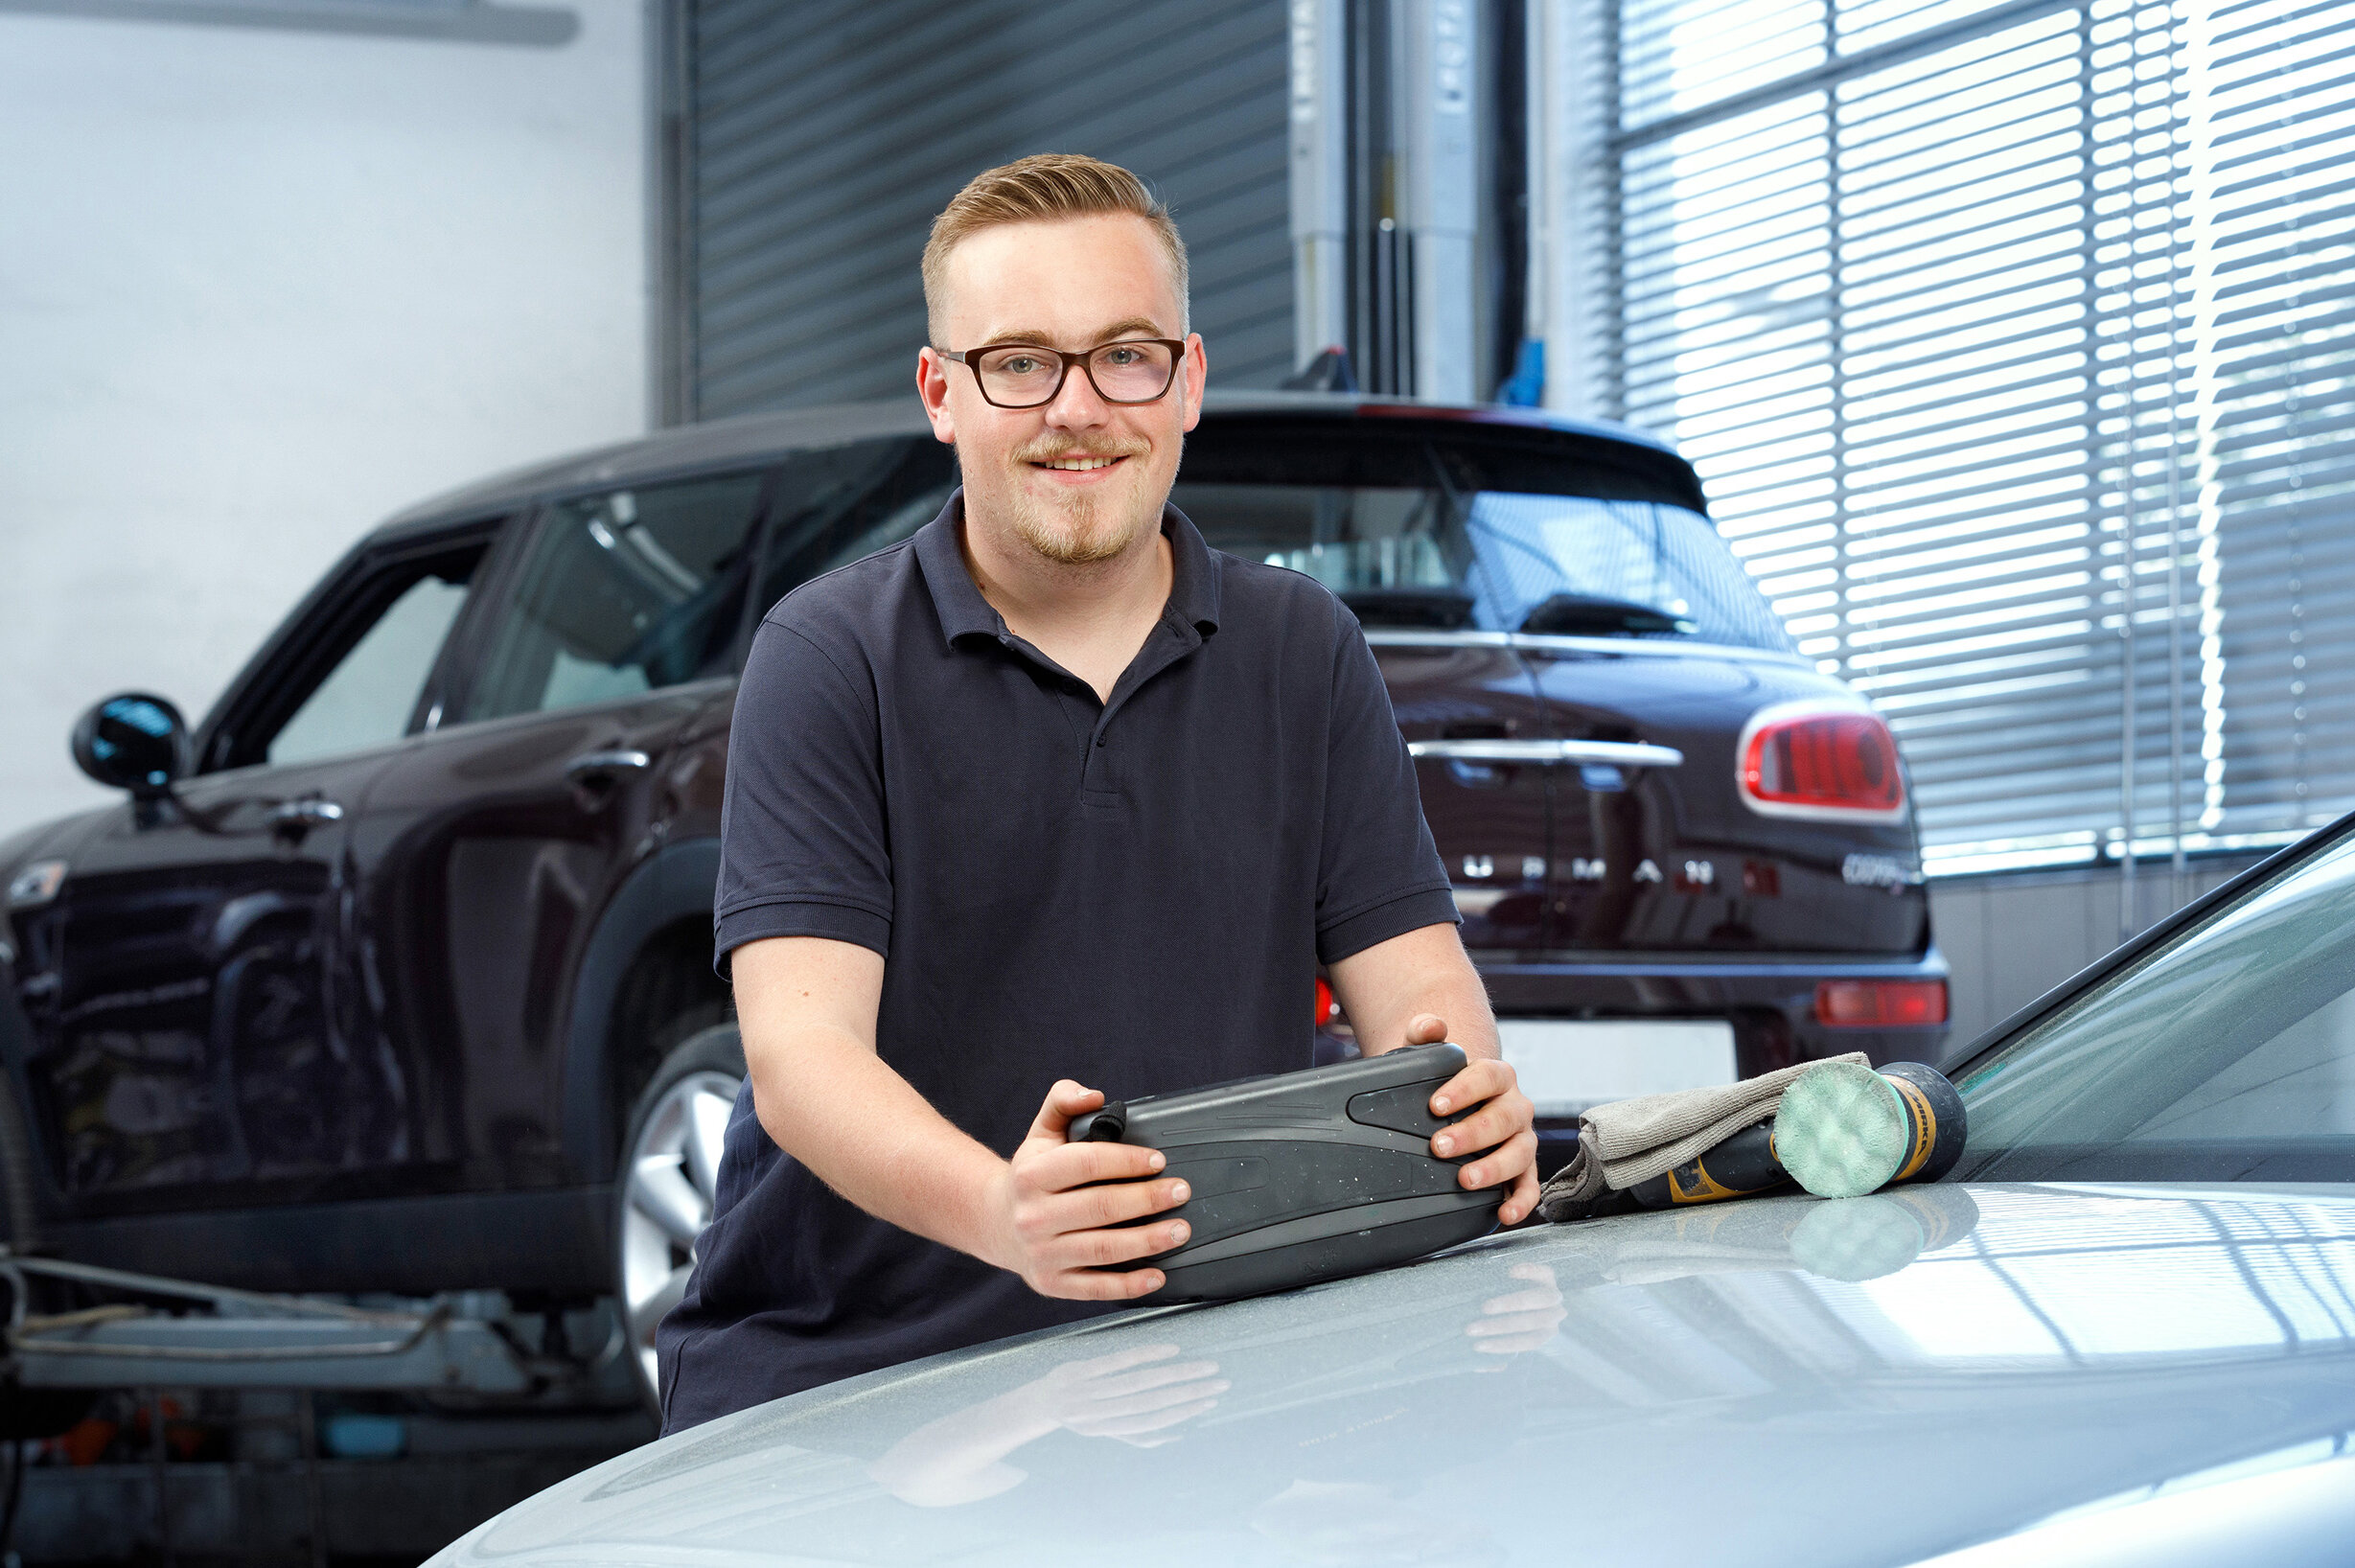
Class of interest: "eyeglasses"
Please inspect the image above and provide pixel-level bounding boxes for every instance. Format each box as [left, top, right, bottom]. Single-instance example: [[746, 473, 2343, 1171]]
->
[[936, 338, 1186, 409]]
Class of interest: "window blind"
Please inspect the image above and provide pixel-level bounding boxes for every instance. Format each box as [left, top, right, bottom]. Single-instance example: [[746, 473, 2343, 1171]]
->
[[2200, 0, 2355, 842], [1602, 0, 2355, 873]]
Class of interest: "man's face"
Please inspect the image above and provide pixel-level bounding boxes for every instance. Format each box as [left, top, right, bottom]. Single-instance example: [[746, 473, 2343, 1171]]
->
[[918, 214, 1205, 566]]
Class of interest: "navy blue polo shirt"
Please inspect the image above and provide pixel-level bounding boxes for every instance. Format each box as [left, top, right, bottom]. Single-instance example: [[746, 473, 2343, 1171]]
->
[[658, 491, 1456, 1432]]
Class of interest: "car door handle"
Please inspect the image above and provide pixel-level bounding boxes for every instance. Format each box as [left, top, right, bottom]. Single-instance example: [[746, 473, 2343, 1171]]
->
[[1407, 739, 1684, 768], [566, 749, 653, 786], [267, 797, 345, 836]]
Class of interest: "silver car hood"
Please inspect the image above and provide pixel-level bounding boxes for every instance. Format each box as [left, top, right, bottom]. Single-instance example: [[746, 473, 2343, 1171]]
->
[[433, 1184, 2355, 1567]]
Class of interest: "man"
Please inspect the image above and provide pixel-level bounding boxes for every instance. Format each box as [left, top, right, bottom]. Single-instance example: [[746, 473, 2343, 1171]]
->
[[658, 153, 1535, 1433]]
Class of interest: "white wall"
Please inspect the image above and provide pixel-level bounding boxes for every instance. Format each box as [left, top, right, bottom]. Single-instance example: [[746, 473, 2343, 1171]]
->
[[0, 2, 648, 835]]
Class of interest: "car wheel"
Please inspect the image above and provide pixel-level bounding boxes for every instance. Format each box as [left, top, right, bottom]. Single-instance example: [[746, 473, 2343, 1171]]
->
[[614, 1023, 744, 1414]]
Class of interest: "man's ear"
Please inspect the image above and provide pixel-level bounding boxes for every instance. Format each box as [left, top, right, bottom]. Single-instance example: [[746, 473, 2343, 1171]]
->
[[1180, 333, 1208, 433], [917, 347, 958, 446]]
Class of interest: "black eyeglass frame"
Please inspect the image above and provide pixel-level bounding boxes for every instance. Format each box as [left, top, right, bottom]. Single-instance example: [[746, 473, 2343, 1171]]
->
[[935, 337, 1189, 409]]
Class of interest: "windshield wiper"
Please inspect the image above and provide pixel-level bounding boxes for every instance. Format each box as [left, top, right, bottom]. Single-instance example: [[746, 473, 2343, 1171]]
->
[[1339, 587, 1478, 630], [1518, 592, 1697, 638]]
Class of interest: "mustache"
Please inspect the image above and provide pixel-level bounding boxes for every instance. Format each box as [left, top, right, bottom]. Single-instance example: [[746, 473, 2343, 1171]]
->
[[1010, 437, 1151, 464]]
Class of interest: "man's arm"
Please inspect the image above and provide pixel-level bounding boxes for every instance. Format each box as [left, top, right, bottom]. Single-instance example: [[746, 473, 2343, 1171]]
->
[[731, 935, 1193, 1301], [1327, 922, 1539, 1225]]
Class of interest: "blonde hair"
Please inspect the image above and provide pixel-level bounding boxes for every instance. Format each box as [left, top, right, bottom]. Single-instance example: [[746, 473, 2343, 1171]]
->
[[922, 153, 1189, 341]]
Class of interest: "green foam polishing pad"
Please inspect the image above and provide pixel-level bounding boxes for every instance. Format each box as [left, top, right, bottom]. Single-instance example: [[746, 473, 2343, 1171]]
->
[[1775, 1061, 1910, 1200]]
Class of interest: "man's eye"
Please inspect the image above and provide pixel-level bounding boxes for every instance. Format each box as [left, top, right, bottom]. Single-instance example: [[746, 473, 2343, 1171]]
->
[[1002, 356, 1041, 375], [1102, 347, 1143, 366]]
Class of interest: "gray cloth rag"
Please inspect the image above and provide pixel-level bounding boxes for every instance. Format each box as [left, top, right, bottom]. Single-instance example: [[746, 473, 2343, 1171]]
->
[[1535, 1052, 1871, 1224]]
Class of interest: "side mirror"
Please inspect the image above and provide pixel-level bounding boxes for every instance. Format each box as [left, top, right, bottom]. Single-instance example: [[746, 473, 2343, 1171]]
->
[[72, 692, 192, 798]]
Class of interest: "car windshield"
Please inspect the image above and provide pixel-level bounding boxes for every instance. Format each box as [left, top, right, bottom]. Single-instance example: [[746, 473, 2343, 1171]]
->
[[1952, 818, 2355, 1184], [1171, 482, 1791, 651]]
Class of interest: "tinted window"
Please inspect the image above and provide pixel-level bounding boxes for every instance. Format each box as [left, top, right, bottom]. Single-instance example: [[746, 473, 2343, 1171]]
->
[[264, 554, 476, 766], [464, 473, 766, 723], [1174, 485, 1789, 649], [1172, 422, 1789, 650], [751, 438, 958, 617], [1954, 822, 2355, 1183]]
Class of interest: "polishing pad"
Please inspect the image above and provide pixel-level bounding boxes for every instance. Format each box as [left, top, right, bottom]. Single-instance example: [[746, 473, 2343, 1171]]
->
[[1774, 1060, 1910, 1199], [1789, 1193, 1928, 1280]]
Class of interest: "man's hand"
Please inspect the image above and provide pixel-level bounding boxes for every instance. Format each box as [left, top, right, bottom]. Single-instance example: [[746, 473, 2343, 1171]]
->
[[1011, 1343, 1227, 1444], [1407, 1013, 1540, 1226], [868, 1344, 1225, 1507], [1466, 1262, 1565, 1355], [981, 1080, 1194, 1300]]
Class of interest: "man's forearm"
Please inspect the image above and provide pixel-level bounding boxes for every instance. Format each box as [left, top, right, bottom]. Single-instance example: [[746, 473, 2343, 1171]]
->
[[1328, 923, 1500, 1058], [745, 1022, 1009, 1259], [1379, 963, 1501, 1060], [727, 935, 1184, 1302]]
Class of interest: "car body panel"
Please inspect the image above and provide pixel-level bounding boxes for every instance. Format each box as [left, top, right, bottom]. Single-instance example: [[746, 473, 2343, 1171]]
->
[[1515, 637, 1926, 957], [427, 1183, 2355, 1568], [353, 680, 724, 1195], [42, 1185, 612, 1296], [1374, 640, 1554, 950], [1362, 628, 1943, 1095]]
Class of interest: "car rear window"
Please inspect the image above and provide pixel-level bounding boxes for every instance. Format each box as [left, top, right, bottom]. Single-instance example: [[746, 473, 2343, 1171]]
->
[[1170, 483, 1788, 650], [1174, 422, 1791, 652]]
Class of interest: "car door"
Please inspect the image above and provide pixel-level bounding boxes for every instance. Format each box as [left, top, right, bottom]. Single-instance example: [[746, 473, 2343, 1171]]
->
[[22, 536, 487, 1207], [353, 469, 773, 1198]]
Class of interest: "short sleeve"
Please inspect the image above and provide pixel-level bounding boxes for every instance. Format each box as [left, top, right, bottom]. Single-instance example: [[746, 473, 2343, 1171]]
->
[[712, 619, 893, 976], [1313, 610, 1459, 964]]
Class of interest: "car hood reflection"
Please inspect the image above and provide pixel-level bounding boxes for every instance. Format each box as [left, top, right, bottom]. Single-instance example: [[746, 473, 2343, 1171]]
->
[[441, 1184, 2355, 1567]]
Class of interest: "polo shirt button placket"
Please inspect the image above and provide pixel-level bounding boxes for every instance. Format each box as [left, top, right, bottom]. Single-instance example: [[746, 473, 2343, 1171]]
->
[[1082, 719, 1120, 802]]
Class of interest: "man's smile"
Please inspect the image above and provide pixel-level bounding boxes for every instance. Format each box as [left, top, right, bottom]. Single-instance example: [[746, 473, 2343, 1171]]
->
[[1023, 450, 1140, 485]]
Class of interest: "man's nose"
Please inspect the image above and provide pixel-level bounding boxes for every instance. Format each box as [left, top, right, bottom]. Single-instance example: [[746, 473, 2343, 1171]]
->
[[1042, 357, 1113, 429]]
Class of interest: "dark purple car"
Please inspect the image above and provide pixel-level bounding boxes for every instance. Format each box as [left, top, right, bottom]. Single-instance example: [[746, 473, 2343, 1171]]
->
[[0, 392, 1946, 1406]]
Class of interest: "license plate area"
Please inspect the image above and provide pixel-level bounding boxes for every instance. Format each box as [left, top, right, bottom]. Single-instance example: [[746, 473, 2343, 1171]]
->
[[1498, 1019, 1738, 1119]]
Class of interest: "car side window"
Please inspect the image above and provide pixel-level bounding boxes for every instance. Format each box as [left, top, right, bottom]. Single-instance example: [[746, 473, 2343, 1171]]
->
[[462, 472, 768, 723], [751, 437, 957, 624], [261, 550, 481, 768]]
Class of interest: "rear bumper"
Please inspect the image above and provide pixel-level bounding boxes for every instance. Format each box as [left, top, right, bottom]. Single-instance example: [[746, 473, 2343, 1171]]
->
[[1477, 945, 1953, 1070]]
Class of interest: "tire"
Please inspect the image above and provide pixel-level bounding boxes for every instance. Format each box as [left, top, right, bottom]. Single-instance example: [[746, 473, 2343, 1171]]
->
[[613, 1023, 744, 1414]]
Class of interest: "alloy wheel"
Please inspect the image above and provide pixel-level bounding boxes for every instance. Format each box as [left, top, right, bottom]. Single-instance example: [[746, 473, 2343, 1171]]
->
[[619, 1069, 739, 1399]]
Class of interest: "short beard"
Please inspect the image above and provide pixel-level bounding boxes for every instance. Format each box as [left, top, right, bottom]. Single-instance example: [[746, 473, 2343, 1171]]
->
[[1008, 490, 1151, 564], [998, 433, 1166, 565]]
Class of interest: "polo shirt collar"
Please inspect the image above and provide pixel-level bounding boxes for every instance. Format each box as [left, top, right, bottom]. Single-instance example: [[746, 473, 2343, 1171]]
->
[[913, 488, 1223, 651]]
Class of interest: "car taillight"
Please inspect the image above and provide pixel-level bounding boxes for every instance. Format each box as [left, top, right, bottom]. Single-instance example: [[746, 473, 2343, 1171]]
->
[[1737, 703, 1907, 822], [1314, 977, 1340, 1027], [1815, 980, 1948, 1027]]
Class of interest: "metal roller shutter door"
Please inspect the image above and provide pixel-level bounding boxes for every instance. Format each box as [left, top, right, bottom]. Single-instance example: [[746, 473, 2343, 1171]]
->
[[683, 0, 1294, 420]]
